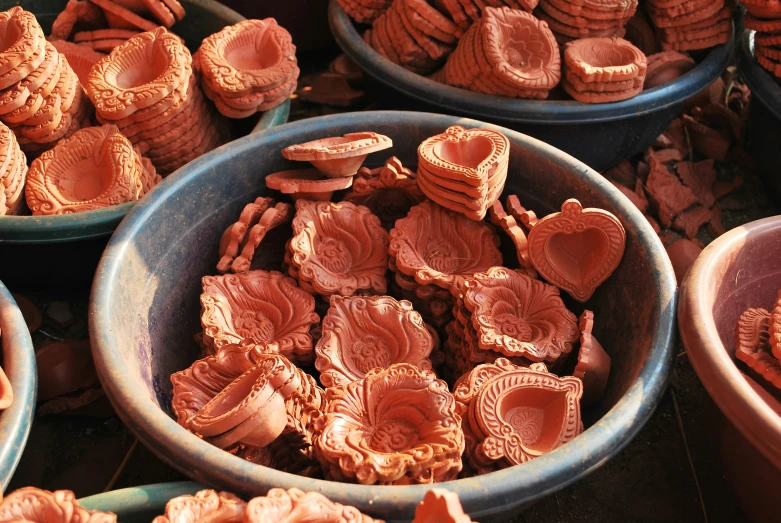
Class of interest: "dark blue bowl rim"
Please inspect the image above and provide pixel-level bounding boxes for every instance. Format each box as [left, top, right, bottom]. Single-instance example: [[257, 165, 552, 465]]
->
[[737, 29, 781, 122], [0, 281, 37, 490], [328, 0, 734, 125], [90, 111, 677, 519]]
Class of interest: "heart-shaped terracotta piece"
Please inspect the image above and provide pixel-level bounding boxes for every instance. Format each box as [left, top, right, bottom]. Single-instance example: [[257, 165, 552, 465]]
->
[[527, 198, 625, 302]]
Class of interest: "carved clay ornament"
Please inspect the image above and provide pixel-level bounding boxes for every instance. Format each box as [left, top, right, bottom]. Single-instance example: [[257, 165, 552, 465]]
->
[[152, 490, 246, 523], [767, 289, 781, 362], [289, 200, 389, 297], [314, 363, 465, 485], [412, 489, 474, 523], [216, 196, 275, 274], [314, 294, 435, 387], [244, 488, 382, 523], [573, 310, 611, 406], [230, 202, 294, 274], [735, 308, 781, 391], [281, 132, 393, 178], [564, 37, 646, 82], [526, 199, 626, 302], [50, 0, 105, 41], [488, 200, 537, 278], [0, 487, 117, 522], [265, 168, 353, 201], [0, 8, 45, 79], [200, 270, 320, 364], [0, 122, 27, 216]]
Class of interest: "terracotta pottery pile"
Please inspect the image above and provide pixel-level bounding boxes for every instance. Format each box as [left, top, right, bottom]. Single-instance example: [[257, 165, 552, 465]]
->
[[196, 19, 299, 118], [562, 37, 647, 103], [535, 0, 637, 43], [0, 123, 28, 216], [86, 27, 221, 175], [336, 0, 395, 24], [0, 488, 116, 522], [733, 290, 781, 394], [0, 8, 91, 157], [745, 5, 781, 80], [646, 0, 731, 51], [0, 329, 12, 411], [24, 124, 159, 215], [50, 40, 104, 89]]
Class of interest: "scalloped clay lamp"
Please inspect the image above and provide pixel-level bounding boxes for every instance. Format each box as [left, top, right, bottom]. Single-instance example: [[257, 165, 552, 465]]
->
[[314, 295, 435, 387], [49, 40, 103, 89], [562, 37, 647, 103], [0, 487, 117, 522], [523, 198, 626, 302], [343, 156, 425, 229], [281, 132, 393, 178], [734, 307, 781, 393], [288, 200, 390, 297], [439, 8, 561, 99], [0, 122, 28, 215], [650, 1, 731, 52], [314, 363, 465, 484], [244, 488, 381, 523], [535, 0, 637, 43], [229, 202, 294, 274], [197, 19, 299, 118], [412, 489, 474, 523], [152, 490, 246, 523], [573, 310, 611, 406], [216, 196, 275, 274], [335, 0, 393, 24], [200, 270, 320, 364], [265, 168, 353, 201], [643, 51, 695, 89], [416, 126, 509, 221]]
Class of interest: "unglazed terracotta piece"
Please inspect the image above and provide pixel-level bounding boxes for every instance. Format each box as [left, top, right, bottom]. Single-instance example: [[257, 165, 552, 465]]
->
[[734, 308, 781, 391], [0, 361, 12, 410], [768, 289, 781, 362], [0, 488, 117, 522], [231, 202, 294, 274], [412, 489, 473, 523], [488, 199, 536, 277], [289, 200, 390, 297], [50, 40, 103, 89], [35, 339, 99, 402], [0, 121, 28, 215], [573, 310, 611, 405], [314, 363, 465, 484], [216, 196, 275, 274], [644, 51, 696, 89], [315, 295, 435, 387], [152, 490, 246, 523], [11, 293, 42, 333], [200, 270, 320, 364], [565, 37, 646, 83], [50, 0, 105, 41], [244, 488, 382, 522], [265, 168, 353, 201], [281, 132, 393, 178], [526, 199, 626, 302]]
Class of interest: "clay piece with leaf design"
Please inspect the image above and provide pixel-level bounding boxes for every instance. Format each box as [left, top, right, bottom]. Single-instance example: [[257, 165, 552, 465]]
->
[[416, 125, 510, 221], [412, 489, 474, 523], [244, 488, 382, 522], [573, 310, 611, 406], [197, 19, 299, 118], [526, 198, 626, 302], [315, 294, 435, 387], [734, 307, 781, 392], [152, 490, 246, 523], [536, 0, 637, 44], [0, 487, 117, 522], [0, 122, 28, 215], [282, 132, 393, 178], [314, 363, 465, 484], [562, 37, 647, 103], [200, 270, 320, 364], [288, 200, 390, 297]]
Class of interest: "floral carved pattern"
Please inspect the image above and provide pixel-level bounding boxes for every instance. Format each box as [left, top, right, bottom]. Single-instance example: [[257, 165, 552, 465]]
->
[[0, 487, 117, 523], [152, 490, 246, 523], [735, 307, 781, 390], [244, 488, 382, 523]]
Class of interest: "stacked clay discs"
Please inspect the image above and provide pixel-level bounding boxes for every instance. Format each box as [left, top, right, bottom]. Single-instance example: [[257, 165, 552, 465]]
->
[[535, 0, 637, 44], [197, 19, 299, 119], [562, 37, 647, 103], [49, 40, 104, 88], [87, 27, 221, 175], [0, 8, 91, 157], [744, 5, 781, 80], [72, 28, 141, 53], [647, 0, 731, 51], [24, 124, 160, 215], [437, 7, 561, 99], [0, 122, 28, 215], [335, 0, 394, 23]]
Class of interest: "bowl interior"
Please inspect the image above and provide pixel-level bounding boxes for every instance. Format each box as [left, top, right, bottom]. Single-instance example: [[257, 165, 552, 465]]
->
[[91, 111, 676, 520]]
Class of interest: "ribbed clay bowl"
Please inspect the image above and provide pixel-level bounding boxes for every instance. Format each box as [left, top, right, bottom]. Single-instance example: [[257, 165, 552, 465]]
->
[[327, 0, 734, 171], [90, 111, 676, 521], [0, 0, 290, 244]]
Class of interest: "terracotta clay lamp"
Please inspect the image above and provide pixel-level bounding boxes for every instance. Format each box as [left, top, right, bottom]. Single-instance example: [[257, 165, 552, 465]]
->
[[0, 488, 117, 522], [281, 132, 393, 178], [152, 490, 246, 523], [314, 363, 465, 484], [24, 124, 156, 215], [50, 40, 103, 89], [412, 489, 474, 523], [288, 200, 390, 297], [314, 294, 435, 387], [200, 270, 320, 364], [573, 310, 612, 406], [769, 290, 781, 362], [647, 0, 731, 52], [734, 308, 781, 393], [265, 168, 353, 201], [50, 0, 105, 41], [643, 51, 696, 90], [0, 360, 12, 410], [230, 202, 294, 274], [335, 0, 393, 24], [0, 122, 28, 215], [243, 488, 381, 522], [562, 37, 647, 103], [488, 199, 536, 277], [742, 0, 781, 19], [536, 0, 637, 44]]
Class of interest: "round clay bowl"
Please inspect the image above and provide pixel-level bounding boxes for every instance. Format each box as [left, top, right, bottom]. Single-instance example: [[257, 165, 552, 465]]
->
[[90, 111, 677, 521], [0, 0, 291, 245], [737, 28, 781, 203], [79, 481, 204, 523], [0, 279, 37, 489], [679, 215, 781, 523], [328, 0, 734, 172]]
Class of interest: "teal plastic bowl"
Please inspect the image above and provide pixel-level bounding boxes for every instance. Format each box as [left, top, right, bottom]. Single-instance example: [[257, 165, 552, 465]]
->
[[79, 482, 203, 523]]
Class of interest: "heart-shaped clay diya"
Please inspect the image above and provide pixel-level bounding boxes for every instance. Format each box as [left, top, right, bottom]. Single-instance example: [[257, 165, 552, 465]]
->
[[244, 488, 381, 523], [314, 363, 464, 484], [526, 198, 626, 302], [735, 307, 781, 392], [0, 488, 117, 523], [281, 132, 393, 178], [314, 295, 435, 387], [152, 490, 246, 523], [573, 310, 611, 405], [412, 489, 474, 523]]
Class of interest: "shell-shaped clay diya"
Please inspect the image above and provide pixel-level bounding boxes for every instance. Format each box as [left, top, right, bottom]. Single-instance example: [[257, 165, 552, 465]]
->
[[527, 199, 626, 302], [200, 271, 320, 363], [314, 363, 464, 484], [343, 157, 426, 229], [412, 489, 474, 523], [87, 27, 190, 120], [24, 124, 144, 215], [768, 289, 781, 362], [152, 490, 246, 523], [464, 267, 579, 363], [281, 132, 393, 178], [389, 200, 502, 294], [315, 295, 435, 387], [737, 308, 781, 390], [573, 310, 611, 406], [244, 488, 382, 523], [0, 487, 117, 523], [289, 200, 389, 297], [564, 37, 647, 83]]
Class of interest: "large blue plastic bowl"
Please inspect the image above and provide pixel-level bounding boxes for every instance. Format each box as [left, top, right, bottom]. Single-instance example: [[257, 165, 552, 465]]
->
[[90, 111, 677, 522], [79, 482, 203, 523]]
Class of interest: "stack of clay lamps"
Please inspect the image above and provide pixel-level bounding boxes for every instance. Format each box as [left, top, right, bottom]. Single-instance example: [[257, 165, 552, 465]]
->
[[744, 5, 781, 80], [534, 0, 637, 44], [50, 0, 185, 41], [285, 200, 390, 298], [643, 50, 695, 90], [0, 8, 91, 156], [436, 8, 561, 99], [562, 37, 647, 103], [0, 123, 28, 216], [416, 125, 510, 221], [453, 357, 583, 476], [197, 19, 299, 119], [388, 199, 503, 330], [733, 289, 781, 394], [646, 0, 731, 52], [72, 28, 141, 53], [49, 40, 103, 88], [87, 27, 220, 175], [24, 124, 160, 215], [335, 0, 394, 24], [0, 488, 117, 522], [50, 0, 107, 41], [313, 363, 465, 484]]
